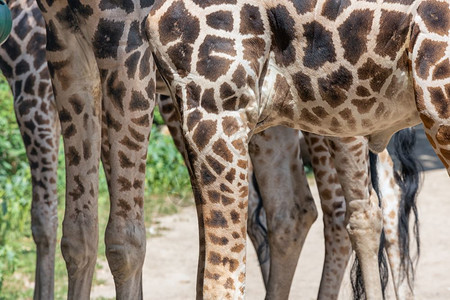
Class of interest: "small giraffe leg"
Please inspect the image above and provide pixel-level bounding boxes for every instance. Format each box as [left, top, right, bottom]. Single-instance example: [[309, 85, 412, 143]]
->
[[327, 136, 384, 300], [303, 133, 352, 300], [250, 127, 317, 299], [377, 150, 414, 299], [159, 93, 256, 296], [37, 2, 102, 297], [98, 34, 155, 300]]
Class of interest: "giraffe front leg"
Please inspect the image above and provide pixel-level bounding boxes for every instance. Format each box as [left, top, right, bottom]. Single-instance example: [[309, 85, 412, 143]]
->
[[182, 110, 250, 299], [250, 127, 317, 299], [95, 21, 156, 300], [37, 2, 102, 296], [57, 69, 101, 298], [303, 133, 352, 300], [327, 137, 383, 300], [246, 168, 270, 286], [158, 92, 251, 297]]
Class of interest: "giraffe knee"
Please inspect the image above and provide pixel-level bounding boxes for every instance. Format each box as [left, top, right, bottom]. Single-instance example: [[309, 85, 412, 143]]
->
[[269, 196, 317, 253], [346, 199, 383, 252], [60, 224, 98, 277], [302, 196, 319, 226], [30, 193, 58, 249], [31, 211, 57, 251], [105, 223, 146, 282]]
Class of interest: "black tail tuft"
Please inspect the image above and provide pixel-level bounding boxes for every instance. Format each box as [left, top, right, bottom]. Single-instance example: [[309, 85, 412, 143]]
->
[[351, 257, 366, 300], [392, 128, 421, 289], [249, 172, 270, 266], [370, 152, 390, 299]]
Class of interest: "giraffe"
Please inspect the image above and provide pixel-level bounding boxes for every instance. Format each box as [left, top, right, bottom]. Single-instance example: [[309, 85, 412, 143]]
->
[[160, 87, 420, 299], [33, 0, 156, 298], [146, 0, 448, 298], [0, 1, 59, 299]]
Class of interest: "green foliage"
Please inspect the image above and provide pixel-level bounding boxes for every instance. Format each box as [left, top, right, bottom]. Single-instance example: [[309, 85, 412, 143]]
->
[[146, 125, 191, 199], [0, 76, 33, 292], [152, 106, 165, 126]]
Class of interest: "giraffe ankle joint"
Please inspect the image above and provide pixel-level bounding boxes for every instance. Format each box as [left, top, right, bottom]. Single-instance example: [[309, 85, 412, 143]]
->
[[106, 243, 145, 282], [60, 235, 97, 277]]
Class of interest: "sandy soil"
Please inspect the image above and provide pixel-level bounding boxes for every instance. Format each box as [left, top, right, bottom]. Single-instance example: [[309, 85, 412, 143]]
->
[[92, 127, 450, 299]]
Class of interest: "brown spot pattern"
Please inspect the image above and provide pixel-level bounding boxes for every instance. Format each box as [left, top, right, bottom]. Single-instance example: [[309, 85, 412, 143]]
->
[[417, 0, 450, 36], [338, 10, 374, 65], [415, 39, 447, 79], [192, 120, 217, 151], [318, 66, 353, 108]]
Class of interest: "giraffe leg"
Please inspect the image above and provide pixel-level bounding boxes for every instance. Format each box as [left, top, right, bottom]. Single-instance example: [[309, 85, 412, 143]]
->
[[327, 136, 383, 300], [246, 165, 270, 286], [37, 1, 102, 297], [0, 2, 60, 298], [303, 133, 352, 300], [179, 110, 250, 299], [250, 127, 317, 299], [13, 88, 60, 300], [159, 92, 266, 296], [97, 32, 155, 300], [377, 149, 415, 299]]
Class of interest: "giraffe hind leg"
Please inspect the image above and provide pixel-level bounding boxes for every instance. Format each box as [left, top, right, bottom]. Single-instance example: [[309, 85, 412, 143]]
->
[[326, 136, 384, 300], [250, 126, 317, 300], [303, 132, 352, 300]]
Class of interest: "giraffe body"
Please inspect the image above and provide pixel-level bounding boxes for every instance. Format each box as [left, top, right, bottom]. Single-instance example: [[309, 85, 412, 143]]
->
[[147, 0, 450, 160], [147, 0, 445, 298]]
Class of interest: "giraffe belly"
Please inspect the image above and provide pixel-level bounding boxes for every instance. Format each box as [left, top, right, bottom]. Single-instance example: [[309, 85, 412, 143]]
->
[[257, 62, 421, 145]]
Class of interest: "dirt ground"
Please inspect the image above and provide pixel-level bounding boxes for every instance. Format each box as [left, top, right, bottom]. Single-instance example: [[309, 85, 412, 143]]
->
[[91, 127, 450, 299]]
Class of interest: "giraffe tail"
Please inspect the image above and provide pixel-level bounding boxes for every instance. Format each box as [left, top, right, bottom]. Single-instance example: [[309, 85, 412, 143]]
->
[[392, 127, 421, 290], [249, 172, 270, 266], [350, 151, 389, 300]]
